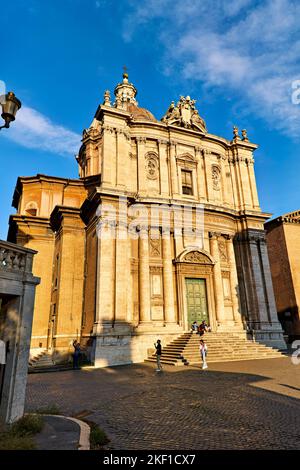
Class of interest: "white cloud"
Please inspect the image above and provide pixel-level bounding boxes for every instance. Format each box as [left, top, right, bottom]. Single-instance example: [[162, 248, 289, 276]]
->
[[123, 0, 300, 138], [4, 106, 81, 156]]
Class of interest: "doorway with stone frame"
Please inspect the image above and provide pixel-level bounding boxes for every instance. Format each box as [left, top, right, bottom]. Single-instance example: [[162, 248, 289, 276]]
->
[[174, 249, 216, 332], [185, 278, 209, 327]]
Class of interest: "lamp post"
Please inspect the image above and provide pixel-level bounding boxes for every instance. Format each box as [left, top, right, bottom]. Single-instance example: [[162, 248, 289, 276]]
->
[[0, 92, 21, 130]]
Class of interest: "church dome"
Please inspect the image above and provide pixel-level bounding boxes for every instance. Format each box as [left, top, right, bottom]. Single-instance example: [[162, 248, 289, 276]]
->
[[127, 103, 158, 122]]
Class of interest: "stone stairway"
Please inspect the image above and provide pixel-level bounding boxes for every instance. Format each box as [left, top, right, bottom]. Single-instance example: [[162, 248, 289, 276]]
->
[[145, 332, 285, 367], [29, 349, 55, 372]]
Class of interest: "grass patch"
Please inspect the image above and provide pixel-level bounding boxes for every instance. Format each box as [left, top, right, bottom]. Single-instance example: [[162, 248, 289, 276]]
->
[[0, 414, 44, 450], [89, 422, 110, 449], [11, 414, 44, 436], [35, 404, 61, 415]]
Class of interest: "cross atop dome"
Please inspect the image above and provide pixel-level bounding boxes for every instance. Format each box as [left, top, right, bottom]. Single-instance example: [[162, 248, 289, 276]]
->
[[114, 70, 138, 109]]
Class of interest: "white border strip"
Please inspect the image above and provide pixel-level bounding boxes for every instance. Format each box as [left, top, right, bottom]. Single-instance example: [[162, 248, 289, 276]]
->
[[47, 415, 91, 450]]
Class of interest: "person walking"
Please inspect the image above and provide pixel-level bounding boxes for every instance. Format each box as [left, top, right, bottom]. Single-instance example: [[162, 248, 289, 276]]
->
[[73, 340, 81, 370], [154, 339, 163, 372], [199, 339, 208, 370]]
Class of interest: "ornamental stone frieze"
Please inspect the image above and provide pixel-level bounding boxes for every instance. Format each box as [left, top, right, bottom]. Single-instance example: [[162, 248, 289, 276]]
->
[[149, 237, 161, 257], [218, 239, 228, 262], [183, 251, 212, 264]]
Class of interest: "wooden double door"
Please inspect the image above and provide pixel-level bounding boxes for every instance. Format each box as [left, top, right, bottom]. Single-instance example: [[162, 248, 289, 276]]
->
[[185, 278, 209, 325]]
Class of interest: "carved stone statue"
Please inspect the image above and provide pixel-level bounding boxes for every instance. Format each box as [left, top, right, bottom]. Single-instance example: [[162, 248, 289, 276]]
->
[[161, 96, 207, 133], [241, 129, 249, 141]]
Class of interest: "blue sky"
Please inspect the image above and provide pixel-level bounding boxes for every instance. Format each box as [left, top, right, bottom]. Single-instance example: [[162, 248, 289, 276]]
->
[[1, 0, 300, 239]]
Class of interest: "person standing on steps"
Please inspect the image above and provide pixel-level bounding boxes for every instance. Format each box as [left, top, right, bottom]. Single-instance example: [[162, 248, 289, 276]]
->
[[199, 339, 208, 370], [154, 339, 163, 372]]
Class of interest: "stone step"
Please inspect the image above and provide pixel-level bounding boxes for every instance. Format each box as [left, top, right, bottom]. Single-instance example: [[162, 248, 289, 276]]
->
[[145, 332, 285, 366]]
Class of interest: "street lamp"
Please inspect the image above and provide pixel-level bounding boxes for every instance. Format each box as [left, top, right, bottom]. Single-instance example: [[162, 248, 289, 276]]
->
[[0, 92, 21, 130]]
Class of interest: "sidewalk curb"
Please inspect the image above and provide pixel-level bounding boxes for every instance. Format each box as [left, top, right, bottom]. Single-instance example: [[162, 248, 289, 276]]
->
[[44, 415, 91, 450]]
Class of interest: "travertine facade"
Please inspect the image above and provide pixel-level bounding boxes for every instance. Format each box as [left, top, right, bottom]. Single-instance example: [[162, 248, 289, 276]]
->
[[265, 211, 300, 338], [8, 73, 285, 366]]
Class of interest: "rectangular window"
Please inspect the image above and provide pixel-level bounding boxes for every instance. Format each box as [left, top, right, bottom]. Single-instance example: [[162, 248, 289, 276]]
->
[[181, 169, 193, 195]]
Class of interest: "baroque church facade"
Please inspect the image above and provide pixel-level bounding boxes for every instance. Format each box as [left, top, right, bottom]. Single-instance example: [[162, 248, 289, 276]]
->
[[8, 73, 285, 366]]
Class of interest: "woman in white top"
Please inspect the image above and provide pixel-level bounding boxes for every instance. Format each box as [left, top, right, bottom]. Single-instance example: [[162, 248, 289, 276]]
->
[[199, 340, 208, 369]]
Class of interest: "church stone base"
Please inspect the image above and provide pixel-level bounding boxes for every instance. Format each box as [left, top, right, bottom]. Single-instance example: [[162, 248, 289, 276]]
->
[[91, 331, 184, 368], [247, 321, 287, 350], [250, 330, 287, 350]]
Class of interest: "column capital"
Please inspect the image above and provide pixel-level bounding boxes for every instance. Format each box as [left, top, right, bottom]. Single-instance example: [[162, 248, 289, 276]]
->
[[137, 224, 149, 235], [157, 139, 168, 146], [136, 136, 147, 144], [223, 233, 234, 241], [209, 231, 221, 240]]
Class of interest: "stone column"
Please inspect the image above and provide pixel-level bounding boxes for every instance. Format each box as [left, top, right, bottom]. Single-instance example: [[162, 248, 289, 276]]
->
[[230, 149, 244, 210], [209, 232, 226, 325], [162, 229, 176, 324], [220, 155, 230, 206], [158, 140, 170, 198], [139, 226, 151, 322], [101, 125, 115, 188], [258, 238, 281, 325], [114, 222, 128, 324], [248, 235, 269, 324], [195, 146, 206, 202], [116, 130, 128, 191], [137, 137, 147, 196], [94, 222, 115, 332], [169, 140, 179, 197], [227, 236, 243, 325], [247, 158, 260, 209], [202, 149, 210, 202], [126, 235, 133, 325]]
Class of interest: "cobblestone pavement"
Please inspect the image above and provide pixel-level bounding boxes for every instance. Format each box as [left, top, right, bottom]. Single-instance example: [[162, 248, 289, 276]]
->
[[25, 357, 300, 450]]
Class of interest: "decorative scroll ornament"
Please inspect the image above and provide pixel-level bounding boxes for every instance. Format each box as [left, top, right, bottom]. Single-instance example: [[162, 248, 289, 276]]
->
[[212, 165, 221, 191], [149, 238, 161, 257], [161, 96, 207, 133], [145, 153, 159, 180], [218, 241, 228, 262], [183, 251, 212, 264]]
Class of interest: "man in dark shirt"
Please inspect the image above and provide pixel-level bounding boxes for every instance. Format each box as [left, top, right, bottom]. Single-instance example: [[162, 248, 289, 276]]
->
[[154, 339, 162, 372]]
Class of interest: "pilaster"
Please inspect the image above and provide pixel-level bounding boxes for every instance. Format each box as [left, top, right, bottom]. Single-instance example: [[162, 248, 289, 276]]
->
[[139, 226, 151, 323], [209, 232, 226, 325], [162, 229, 176, 324]]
